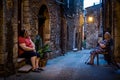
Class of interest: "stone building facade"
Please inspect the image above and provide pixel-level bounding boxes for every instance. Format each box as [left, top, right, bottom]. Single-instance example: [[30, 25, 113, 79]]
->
[[0, 0, 65, 76], [84, 4, 102, 49], [63, 0, 84, 50], [0, 0, 84, 76], [102, 0, 120, 62]]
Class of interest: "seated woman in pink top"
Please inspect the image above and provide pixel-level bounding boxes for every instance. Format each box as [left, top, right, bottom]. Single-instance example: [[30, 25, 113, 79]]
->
[[18, 29, 43, 72]]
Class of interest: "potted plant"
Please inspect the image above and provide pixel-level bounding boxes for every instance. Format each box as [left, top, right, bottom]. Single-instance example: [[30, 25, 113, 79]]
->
[[37, 44, 52, 59], [34, 35, 51, 67], [37, 44, 52, 67]]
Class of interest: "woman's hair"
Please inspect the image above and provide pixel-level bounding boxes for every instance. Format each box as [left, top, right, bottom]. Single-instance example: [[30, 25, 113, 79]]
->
[[104, 32, 111, 39], [19, 29, 26, 37]]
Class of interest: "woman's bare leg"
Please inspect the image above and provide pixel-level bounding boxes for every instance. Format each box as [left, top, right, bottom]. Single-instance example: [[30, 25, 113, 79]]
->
[[31, 56, 37, 70], [35, 58, 40, 68], [89, 54, 95, 64]]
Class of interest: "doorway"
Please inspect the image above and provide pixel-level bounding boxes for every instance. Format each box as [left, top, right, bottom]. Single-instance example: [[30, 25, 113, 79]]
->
[[18, 0, 22, 35], [38, 5, 50, 45]]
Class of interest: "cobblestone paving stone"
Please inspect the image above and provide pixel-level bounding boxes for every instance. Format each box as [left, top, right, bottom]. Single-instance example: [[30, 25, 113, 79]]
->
[[1, 50, 120, 80]]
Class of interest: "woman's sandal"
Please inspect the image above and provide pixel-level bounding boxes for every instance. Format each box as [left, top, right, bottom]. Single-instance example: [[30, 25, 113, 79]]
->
[[37, 67, 44, 71], [32, 69, 41, 72], [86, 62, 94, 65]]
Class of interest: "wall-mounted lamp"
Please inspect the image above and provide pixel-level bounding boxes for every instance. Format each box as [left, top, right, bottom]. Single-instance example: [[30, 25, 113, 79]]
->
[[88, 16, 93, 23]]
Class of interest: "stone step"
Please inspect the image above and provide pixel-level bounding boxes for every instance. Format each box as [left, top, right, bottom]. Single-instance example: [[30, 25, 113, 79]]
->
[[17, 58, 26, 69], [18, 65, 32, 72], [17, 58, 25, 63]]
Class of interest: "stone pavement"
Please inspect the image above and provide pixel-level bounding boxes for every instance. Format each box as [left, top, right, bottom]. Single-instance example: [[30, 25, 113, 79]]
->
[[1, 49, 120, 80]]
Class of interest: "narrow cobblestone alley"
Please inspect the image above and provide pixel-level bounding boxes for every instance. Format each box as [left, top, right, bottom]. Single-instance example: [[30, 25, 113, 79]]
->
[[2, 50, 120, 80], [1, 0, 120, 80]]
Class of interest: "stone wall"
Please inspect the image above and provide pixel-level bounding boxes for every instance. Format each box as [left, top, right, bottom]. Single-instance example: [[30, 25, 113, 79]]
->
[[48, 0, 62, 56], [22, 0, 30, 30], [0, 0, 84, 76], [113, 1, 120, 62], [29, 0, 62, 57], [85, 4, 101, 49], [0, 0, 4, 76], [64, 0, 84, 50], [103, 0, 120, 62], [0, 0, 18, 76], [85, 24, 98, 49], [67, 18, 75, 50], [0, 0, 64, 76]]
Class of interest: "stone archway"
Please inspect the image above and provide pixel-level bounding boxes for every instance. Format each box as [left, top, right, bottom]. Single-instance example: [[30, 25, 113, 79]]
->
[[38, 5, 50, 45]]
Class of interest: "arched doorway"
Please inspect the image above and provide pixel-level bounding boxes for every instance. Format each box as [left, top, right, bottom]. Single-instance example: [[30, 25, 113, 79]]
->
[[38, 5, 50, 45]]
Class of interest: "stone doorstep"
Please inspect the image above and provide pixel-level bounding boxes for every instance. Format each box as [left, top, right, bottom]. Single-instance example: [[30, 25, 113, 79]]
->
[[17, 58, 25, 63], [17, 58, 26, 69], [18, 65, 32, 72]]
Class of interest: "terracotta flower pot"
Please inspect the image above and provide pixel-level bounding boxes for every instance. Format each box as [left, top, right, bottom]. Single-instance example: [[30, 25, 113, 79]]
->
[[39, 59, 47, 67]]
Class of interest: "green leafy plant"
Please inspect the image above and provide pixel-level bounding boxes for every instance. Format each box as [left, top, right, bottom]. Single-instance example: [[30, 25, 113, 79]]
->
[[37, 44, 52, 59], [34, 35, 52, 59]]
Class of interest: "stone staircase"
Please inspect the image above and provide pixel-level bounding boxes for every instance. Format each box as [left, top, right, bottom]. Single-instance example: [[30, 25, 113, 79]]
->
[[17, 58, 32, 72]]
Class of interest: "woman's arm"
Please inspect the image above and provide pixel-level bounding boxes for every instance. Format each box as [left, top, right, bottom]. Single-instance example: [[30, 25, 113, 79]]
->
[[30, 39, 35, 48], [19, 43, 35, 51], [30, 39, 36, 52], [99, 43, 106, 48]]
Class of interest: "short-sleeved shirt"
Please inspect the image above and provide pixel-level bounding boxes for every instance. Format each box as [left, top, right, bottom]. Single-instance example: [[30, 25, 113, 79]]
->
[[18, 36, 33, 56], [98, 39, 112, 52]]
